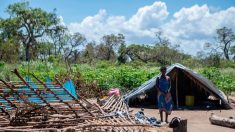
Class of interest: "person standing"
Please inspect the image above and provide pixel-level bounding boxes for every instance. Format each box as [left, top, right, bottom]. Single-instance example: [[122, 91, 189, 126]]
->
[[156, 66, 173, 123]]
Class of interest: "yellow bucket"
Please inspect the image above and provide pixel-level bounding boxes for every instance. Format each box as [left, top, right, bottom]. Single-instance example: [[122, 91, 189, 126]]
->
[[185, 95, 194, 106]]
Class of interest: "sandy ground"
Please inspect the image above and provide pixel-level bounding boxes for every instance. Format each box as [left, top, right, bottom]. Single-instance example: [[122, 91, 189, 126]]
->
[[130, 108, 235, 132]]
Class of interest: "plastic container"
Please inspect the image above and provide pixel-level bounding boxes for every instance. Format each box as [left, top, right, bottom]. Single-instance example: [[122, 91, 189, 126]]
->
[[185, 95, 194, 106]]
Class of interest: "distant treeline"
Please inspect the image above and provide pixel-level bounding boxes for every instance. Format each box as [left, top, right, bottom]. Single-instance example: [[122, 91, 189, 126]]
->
[[0, 1, 235, 68]]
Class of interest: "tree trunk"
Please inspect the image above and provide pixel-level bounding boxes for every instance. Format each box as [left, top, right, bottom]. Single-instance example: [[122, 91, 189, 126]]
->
[[25, 44, 30, 61], [209, 113, 235, 128], [106, 48, 111, 60], [224, 47, 230, 60], [54, 44, 57, 56]]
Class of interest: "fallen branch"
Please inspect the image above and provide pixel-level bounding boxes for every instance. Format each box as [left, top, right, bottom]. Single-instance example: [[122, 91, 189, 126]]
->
[[209, 113, 235, 128]]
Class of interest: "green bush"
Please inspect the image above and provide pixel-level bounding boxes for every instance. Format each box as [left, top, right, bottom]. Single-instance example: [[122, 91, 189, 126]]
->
[[221, 60, 235, 68], [77, 64, 158, 92], [199, 67, 235, 94], [0, 61, 234, 95]]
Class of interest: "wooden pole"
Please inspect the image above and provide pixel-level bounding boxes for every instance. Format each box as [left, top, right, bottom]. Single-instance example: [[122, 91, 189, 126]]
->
[[0, 94, 17, 108], [176, 72, 179, 109], [0, 106, 10, 116]]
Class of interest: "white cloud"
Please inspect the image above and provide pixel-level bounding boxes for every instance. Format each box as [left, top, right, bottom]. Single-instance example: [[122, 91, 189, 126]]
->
[[68, 1, 167, 42], [163, 5, 235, 54], [68, 9, 108, 41], [67, 2, 235, 55], [58, 16, 66, 26], [127, 1, 168, 29]]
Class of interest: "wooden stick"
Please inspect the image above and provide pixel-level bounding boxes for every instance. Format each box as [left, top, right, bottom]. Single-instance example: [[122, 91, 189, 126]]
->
[[93, 103, 105, 115], [0, 94, 17, 109], [103, 96, 116, 110], [80, 124, 150, 128], [54, 78, 95, 117], [102, 95, 114, 108], [0, 106, 9, 116], [114, 97, 123, 112], [110, 97, 122, 112]]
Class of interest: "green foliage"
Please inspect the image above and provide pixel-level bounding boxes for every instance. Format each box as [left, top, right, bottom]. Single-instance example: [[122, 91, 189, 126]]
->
[[0, 61, 5, 68], [1, 1, 62, 61], [0, 63, 19, 81], [77, 63, 158, 92], [17, 61, 67, 81], [0, 38, 20, 62], [0, 61, 158, 93], [95, 61, 113, 69], [220, 60, 235, 68], [0, 61, 234, 95], [1, 2, 235, 97], [199, 67, 235, 93]]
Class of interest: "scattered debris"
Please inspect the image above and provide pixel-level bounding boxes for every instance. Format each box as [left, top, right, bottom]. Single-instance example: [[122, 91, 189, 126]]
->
[[134, 108, 161, 126], [0, 69, 165, 131]]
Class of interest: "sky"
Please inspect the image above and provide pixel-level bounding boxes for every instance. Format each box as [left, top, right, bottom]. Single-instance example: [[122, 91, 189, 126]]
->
[[1, 0, 235, 55]]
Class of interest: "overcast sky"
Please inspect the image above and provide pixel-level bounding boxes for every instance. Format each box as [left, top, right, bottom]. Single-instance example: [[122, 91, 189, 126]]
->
[[1, 0, 235, 55]]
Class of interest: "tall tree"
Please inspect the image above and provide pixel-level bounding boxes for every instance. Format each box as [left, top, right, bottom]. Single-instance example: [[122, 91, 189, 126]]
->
[[0, 38, 20, 62], [48, 25, 67, 56], [36, 41, 54, 60], [216, 27, 235, 60], [100, 34, 125, 60], [154, 31, 171, 65], [82, 42, 96, 64], [126, 44, 155, 63], [63, 32, 86, 62], [117, 43, 128, 63], [0, 2, 60, 61], [155, 31, 170, 46]]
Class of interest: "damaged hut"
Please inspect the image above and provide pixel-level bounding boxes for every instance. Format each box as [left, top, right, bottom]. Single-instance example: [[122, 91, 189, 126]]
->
[[125, 63, 232, 109], [0, 69, 160, 131]]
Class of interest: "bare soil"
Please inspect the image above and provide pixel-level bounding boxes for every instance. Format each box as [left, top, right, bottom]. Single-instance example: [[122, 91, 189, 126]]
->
[[130, 108, 235, 132]]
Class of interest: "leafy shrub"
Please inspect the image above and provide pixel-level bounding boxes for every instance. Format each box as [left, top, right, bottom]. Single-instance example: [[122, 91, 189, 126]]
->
[[199, 67, 235, 94], [1, 61, 234, 96], [0, 61, 5, 68]]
